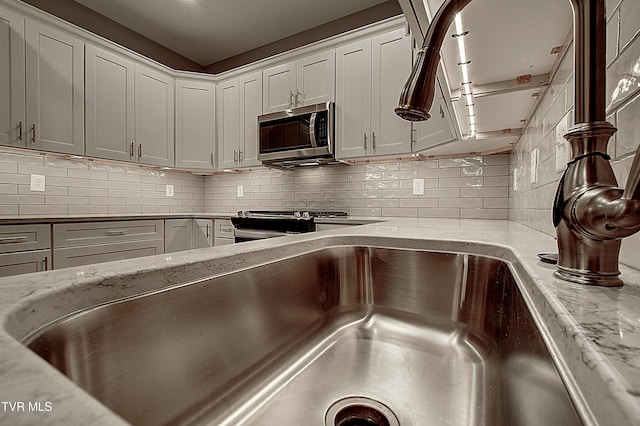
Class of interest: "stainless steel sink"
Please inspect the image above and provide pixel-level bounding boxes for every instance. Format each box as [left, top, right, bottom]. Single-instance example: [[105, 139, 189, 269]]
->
[[24, 246, 584, 425]]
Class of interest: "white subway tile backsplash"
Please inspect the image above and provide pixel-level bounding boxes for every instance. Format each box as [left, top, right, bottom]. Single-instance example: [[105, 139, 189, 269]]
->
[[510, 12, 640, 271], [619, 0, 640, 50], [204, 154, 510, 219]]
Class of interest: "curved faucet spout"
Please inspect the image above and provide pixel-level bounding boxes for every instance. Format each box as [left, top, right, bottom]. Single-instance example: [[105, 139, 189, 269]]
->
[[396, 0, 607, 125], [397, 0, 640, 286]]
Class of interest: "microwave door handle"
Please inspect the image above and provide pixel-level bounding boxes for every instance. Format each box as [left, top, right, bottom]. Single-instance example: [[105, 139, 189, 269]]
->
[[309, 112, 318, 147]]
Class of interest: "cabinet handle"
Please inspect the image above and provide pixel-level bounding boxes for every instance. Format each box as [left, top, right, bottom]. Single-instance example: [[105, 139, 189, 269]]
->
[[234, 149, 238, 163], [296, 89, 302, 106], [289, 91, 295, 108], [411, 127, 417, 151], [43, 256, 48, 271], [106, 230, 127, 236], [210, 152, 214, 165], [31, 124, 36, 143], [206, 224, 210, 239], [0, 236, 27, 244], [372, 132, 376, 151], [238, 149, 243, 162], [138, 144, 142, 158], [130, 142, 134, 157], [18, 121, 23, 141], [363, 133, 368, 150]]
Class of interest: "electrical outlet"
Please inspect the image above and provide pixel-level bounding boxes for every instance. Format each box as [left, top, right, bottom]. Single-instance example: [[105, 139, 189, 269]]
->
[[555, 142, 572, 173], [30, 174, 45, 192], [237, 185, 244, 198], [530, 148, 539, 184], [412, 179, 425, 196], [555, 111, 572, 172], [165, 184, 174, 197]]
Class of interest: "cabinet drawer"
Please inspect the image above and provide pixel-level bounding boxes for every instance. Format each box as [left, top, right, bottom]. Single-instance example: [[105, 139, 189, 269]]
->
[[0, 224, 51, 254], [53, 239, 164, 269], [53, 220, 164, 248], [0, 249, 51, 277], [214, 219, 234, 239]]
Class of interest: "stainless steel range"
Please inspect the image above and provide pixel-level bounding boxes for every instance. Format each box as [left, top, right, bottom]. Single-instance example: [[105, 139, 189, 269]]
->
[[231, 210, 348, 243]]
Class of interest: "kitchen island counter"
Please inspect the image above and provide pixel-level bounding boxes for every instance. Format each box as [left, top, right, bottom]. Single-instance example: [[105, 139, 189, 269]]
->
[[0, 218, 639, 425]]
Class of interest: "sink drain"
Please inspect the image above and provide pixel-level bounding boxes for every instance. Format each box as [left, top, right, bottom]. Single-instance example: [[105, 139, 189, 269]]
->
[[325, 397, 400, 426]]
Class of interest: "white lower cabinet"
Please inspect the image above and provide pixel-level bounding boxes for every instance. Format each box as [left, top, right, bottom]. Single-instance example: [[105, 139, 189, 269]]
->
[[0, 224, 51, 277], [193, 219, 214, 249], [165, 218, 213, 253], [214, 219, 234, 246], [52, 220, 164, 269]]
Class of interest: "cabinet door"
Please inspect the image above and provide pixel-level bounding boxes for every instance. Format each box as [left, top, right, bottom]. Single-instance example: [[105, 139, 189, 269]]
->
[[53, 240, 163, 269], [239, 71, 262, 168], [165, 218, 193, 253], [370, 29, 412, 156], [262, 61, 296, 113], [85, 45, 134, 162], [0, 249, 50, 277], [297, 50, 335, 106], [135, 65, 175, 167], [25, 19, 84, 155], [193, 219, 213, 248], [0, 5, 25, 148], [217, 78, 240, 169], [414, 97, 455, 151], [175, 79, 216, 169], [335, 39, 371, 159]]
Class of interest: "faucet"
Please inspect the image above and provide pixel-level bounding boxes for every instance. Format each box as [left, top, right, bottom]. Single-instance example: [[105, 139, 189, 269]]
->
[[396, 0, 640, 286]]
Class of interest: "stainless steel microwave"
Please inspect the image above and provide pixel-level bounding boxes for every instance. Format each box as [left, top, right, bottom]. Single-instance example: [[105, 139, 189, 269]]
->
[[258, 101, 336, 166]]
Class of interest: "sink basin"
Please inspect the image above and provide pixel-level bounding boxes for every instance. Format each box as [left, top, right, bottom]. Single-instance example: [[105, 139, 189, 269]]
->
[[23, 245, 584, 425]]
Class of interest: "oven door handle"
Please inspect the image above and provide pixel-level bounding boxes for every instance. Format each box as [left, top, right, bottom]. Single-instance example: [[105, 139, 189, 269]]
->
[[309, 112, 318, 148], [234, 229, 294, 240]]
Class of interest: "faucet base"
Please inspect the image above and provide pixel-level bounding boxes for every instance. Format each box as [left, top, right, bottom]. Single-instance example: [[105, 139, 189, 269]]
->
[[553, 268, 623, 287]]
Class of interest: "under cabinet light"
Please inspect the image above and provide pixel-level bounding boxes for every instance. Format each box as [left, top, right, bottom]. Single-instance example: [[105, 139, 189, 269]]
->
[[454, 13, 476, 138]]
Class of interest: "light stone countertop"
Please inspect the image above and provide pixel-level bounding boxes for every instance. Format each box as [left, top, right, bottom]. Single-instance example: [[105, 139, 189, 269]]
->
[[0, 218, 639, 425]]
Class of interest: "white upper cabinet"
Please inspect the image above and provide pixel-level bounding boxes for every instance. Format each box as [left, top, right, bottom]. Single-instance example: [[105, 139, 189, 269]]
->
[[85, 45, 134, 162], [217, 78, 241, 169], [25, 19, 84, 155], [0, 5, 25, 149], [134, 65, 175, 167], [413, 95, 456, 152], [336, 28, 412, 159], [263, 50, 335, 113], [175, 79, 216, 170], [217, 71, 262, 169], [335, 39, 372, 159], [238, 71, 262, 168], [86, 45, 175, 167]]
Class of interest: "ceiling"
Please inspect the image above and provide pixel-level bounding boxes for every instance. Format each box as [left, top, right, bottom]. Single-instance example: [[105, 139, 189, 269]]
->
[[71, 0, 390, 67], [414, 0, 573, 155]]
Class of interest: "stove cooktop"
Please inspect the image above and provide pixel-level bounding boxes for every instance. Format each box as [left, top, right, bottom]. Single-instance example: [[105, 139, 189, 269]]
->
[[235, 210, 348, 219]]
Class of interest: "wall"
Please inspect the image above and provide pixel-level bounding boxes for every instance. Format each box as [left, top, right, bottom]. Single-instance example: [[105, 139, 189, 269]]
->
[[0, 148, 205, 216], [204, 154, 510, 218], [509, 0, 640, 270]]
